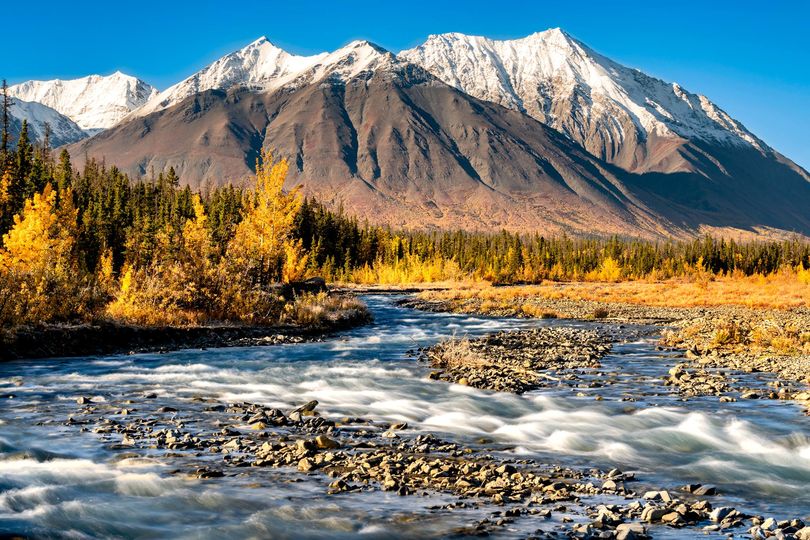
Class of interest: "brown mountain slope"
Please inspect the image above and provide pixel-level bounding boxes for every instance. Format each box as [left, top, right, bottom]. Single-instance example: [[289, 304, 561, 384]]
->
[[67, 53, 810, 238]]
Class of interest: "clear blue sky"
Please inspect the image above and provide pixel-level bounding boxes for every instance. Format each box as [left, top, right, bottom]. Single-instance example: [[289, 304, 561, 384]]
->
[[3, 0, 808, 169]]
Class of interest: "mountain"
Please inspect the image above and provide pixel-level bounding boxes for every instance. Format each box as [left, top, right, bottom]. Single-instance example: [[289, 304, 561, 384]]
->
[[8, 99, 87, 147], [399, 28, 769, 174], [131, 37, 327, 118], [66, 36, 810, 238], [9, 72, 158, 130]]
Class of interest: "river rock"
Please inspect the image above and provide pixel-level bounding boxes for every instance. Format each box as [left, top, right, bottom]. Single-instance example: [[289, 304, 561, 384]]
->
[[315, 435, 340, 449], [615, 522, 649, 540], [641, 506, 668, 523], [710, 507, 734, 522]]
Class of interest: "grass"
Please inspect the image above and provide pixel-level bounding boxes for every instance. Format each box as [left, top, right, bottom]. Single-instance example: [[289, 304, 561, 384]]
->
[[418, 272, 810, 311], [282, 292, 369, 327]]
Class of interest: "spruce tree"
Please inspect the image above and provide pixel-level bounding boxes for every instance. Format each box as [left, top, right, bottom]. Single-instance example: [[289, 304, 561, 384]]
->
[[1, 80, 11, 167]]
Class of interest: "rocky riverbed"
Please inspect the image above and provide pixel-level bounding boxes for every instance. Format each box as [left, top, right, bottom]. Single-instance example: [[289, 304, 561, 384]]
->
[[401, 294, 810, 413], [60, 392, 810, 539], [416, 328, 613, 393]]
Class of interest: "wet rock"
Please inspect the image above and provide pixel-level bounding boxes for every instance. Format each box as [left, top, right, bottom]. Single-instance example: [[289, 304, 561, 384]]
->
[[710, 507, 734, 522], [642, 490, 671, 502], [693, 485, 717, 496], [615, 522, 649, 540], [641, 506, 668, 523], [314, 435, 340, 449], [297, 457, 316, 472]]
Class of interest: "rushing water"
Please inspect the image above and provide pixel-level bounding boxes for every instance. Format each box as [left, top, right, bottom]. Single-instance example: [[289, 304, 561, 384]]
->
[[1, 295, 809, 538]]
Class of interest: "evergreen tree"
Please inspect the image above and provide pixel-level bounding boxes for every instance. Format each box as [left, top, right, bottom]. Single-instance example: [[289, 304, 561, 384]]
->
[[0, 80, 10, 165]]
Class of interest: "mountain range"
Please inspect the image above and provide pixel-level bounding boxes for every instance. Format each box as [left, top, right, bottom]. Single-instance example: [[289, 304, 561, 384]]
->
[[7, 29, 810, 238]]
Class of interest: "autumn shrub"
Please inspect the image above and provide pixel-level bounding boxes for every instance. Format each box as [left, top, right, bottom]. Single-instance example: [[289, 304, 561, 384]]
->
[[798, 264, 810, 285], [591, 307, 610, 319], [105, 266, 202, 326]]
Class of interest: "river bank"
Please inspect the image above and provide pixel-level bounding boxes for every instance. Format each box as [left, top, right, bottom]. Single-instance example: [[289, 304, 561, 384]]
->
[[0, 293, 371, 361], [401, 284, 810, 413]]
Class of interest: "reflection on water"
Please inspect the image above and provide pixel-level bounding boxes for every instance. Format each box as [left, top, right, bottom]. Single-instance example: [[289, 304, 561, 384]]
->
[[0, 295, 808, 537]]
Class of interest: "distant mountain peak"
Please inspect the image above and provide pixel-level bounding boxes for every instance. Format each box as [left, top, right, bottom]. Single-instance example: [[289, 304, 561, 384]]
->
[[8, 98, 88, 147], [8, 72, 158, 130]]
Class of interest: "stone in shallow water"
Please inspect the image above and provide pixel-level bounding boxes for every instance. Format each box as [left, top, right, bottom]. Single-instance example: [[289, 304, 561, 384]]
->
[[693, 485, 717, 496], [710, 506, 734, 522], [616, 523, 648, 540], [314, 435, 340, 449]]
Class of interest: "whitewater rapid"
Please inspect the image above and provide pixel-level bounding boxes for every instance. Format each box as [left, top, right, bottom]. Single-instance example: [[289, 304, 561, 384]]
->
[[1, 295, 808, 538]]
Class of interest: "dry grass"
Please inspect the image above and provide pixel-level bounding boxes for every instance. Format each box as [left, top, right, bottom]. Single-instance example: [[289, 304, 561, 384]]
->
[[663, 317, 810, 357], [282, 292, 369, 327], [430, 336, 490, 369], [420, 273, 810, 311]]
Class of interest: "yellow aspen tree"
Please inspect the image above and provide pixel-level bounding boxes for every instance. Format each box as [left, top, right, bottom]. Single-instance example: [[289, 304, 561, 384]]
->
[[179, 194, 215, 309], [95, 248, 115, 294], [227, 150, 302, 286], [282, 238, 308, 283]]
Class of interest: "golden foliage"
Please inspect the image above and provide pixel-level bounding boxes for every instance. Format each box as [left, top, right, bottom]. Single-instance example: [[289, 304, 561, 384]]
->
[[226, 151, 302, 286], [106, 196, 219, 326], [342, 251, 466, 285], [797, 264, 810, 285], [418, 270, 810, 312], [0, 184, 88, 325], [587, 257, 623, 282]]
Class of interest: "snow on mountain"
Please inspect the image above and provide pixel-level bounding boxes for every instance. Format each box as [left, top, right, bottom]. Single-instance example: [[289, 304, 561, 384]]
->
[[134, 37, 327, 117], [8, 99, 88, 147], [133, 38, 404, 118], [9, 72, 158, 130], [400, 29, 766, 170]]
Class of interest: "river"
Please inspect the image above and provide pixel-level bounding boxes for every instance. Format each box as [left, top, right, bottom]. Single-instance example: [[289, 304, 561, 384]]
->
[[1, 295, 809, 538]]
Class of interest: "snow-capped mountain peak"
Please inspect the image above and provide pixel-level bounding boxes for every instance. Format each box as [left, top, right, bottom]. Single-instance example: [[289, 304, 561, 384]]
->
[[8, 99, 87, 147], [132, 38, 409, 118], [299, 40, 402, 84], [400, 29, 765, 172], [8, 72, 158, 130], [133, 37, 330, 118]]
